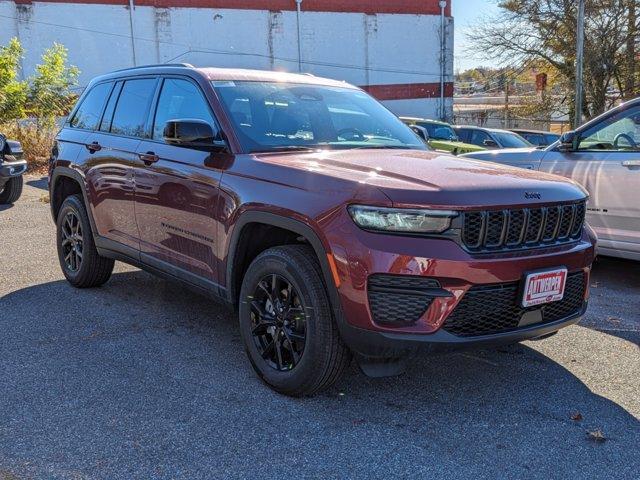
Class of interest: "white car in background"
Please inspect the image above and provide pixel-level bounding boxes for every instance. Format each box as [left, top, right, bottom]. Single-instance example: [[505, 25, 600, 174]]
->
[[461, 98, 640, 261]]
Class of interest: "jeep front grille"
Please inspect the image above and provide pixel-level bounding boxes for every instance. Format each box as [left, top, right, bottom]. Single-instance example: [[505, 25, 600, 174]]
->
[[461, 202, 585, 253]]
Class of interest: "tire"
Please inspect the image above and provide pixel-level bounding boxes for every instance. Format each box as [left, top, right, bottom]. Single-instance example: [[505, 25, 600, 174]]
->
[[0, 176, 23, 204], [56, 194, 114, 288], [238, 245, 351, 397]]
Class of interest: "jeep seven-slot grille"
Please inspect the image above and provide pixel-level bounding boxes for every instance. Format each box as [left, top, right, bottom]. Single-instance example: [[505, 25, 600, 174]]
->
[[461, 202, 585, 252], [442, 271, 586, 337], [367, 275, 441, 327]]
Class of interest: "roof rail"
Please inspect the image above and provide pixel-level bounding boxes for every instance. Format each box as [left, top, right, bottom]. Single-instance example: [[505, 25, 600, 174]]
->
[[111, 63, 194, 73]]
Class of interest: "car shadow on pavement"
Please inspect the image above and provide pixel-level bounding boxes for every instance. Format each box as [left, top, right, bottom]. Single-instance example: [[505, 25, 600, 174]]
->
[[0, 269, 638, 478], [0, 203, 14, 212], [584, 255, 640, 344], [25, 176, 48, 191]]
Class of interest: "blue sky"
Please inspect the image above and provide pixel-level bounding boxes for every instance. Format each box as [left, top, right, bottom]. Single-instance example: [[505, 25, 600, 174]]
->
[[452, 0, 500, 71]]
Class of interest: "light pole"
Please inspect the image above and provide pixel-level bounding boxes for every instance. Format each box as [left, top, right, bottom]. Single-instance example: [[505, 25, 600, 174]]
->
[[439, 1, 447, 121], [574, 0, 585, 128]]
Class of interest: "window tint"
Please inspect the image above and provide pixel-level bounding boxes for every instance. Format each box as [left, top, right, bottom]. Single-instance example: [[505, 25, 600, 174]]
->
[[469, 130, 491, 146], [110, 78, 157, 138], [70, 82, 113, 130], [493, 131, 530, 148], [578, 106, 640, 151], [213, 81, 424, 153], [153, 78, 217, 140], [99, 82, 122, 132], [456, 128, 471, 143]]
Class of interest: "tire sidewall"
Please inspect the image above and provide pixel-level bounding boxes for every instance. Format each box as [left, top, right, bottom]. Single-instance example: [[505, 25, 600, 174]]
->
[[238, 251, 329, 392], [56, 195, 90, 283]]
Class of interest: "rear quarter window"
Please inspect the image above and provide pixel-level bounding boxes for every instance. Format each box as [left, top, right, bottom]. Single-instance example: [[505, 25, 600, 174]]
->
[[69, 82, 113, 130]]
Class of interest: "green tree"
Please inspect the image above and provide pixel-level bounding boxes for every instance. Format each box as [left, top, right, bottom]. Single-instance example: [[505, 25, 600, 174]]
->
[[28, 42, 79, 127], [0, 37, 28, 122]]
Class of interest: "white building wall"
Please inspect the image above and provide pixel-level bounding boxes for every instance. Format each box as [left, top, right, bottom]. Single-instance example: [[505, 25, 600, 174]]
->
[[0, 1, 453, 119]]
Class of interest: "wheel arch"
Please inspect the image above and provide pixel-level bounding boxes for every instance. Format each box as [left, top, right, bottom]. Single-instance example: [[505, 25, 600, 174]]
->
[[226, 212, 343, 323], [49, 167, 97, 235]]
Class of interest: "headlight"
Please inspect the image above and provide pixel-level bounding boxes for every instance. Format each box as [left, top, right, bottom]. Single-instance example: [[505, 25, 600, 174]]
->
[[347, 205, 457, 233]]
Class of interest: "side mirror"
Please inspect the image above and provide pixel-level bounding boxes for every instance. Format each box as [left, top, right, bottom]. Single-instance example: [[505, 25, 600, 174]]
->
[[558, 130, 577, 152], [410, 125, 430, 142], [163, 119, 227, 151], [0, 134, 6, 154], [483, 139, 498, 148]]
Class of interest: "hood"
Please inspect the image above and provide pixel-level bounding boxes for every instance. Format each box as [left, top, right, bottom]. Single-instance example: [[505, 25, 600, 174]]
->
[[252, 149, 587, 209]]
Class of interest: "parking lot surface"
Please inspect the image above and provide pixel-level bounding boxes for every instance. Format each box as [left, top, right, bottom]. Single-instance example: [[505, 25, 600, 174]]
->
[[1, 178, 639, 479]]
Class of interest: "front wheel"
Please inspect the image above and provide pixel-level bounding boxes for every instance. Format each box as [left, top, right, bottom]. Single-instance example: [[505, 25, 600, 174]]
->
[[238, 245, 351, 397], [0, 176, 23, 204], [56, 194, 114, 288]]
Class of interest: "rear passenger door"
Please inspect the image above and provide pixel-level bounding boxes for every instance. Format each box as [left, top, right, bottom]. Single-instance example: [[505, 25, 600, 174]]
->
[[134, 76, 225, 286], [83, 77, 158, 253]]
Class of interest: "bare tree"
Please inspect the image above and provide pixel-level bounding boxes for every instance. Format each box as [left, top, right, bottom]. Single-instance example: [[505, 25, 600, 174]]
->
[[467, 0, 639, 126]]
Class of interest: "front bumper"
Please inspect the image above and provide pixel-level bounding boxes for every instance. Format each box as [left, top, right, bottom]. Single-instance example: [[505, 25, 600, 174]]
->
[[0, 159, 27, 179], [322, 211, 595, 357]]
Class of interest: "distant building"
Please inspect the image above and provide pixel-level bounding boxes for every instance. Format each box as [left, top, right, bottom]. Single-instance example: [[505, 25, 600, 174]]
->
[[0, 0, 454, 119]]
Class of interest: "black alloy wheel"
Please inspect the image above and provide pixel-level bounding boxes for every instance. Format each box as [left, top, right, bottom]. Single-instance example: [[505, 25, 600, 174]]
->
[[60, 211, 84, 272], [250, 274, 307, 371]]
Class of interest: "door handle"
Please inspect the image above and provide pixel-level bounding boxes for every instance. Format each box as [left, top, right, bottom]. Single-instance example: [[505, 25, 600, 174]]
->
[[86, 141, 101, 153], [139, 151, 159, 164], [621, 160, 640, 167]]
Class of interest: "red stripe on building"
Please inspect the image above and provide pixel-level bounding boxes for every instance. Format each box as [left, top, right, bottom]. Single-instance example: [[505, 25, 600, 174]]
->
[[12, 0, 452, 15], [362, 82, 454, 101]]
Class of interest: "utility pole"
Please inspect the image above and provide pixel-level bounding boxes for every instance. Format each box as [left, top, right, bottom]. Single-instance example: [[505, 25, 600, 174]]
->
[[574, 0, 585, 128], [439, 1, 447, 121], [295, 0, 303, 72]]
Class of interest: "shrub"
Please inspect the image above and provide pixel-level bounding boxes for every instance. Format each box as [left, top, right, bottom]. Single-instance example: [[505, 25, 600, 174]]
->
[[0, 38, 78, 170]]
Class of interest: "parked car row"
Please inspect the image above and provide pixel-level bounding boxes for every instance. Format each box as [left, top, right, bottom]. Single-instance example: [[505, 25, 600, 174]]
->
[[46, 64, 596, 396], [401, 117, 561, 154]]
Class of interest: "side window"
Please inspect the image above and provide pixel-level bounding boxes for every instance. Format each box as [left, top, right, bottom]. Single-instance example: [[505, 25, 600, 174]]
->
[[69, 82, 113, 130], [470, 130, 491, 146], [153, 78, 218, 140], [456, 129, 470, 143], [578, 106, 640, 151], [110, 78, 157, 138], [99, 81, 122, 132]]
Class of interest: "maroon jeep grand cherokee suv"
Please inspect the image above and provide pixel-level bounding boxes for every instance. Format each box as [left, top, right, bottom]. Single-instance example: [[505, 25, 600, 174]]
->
[[49, 64, 595, 396]]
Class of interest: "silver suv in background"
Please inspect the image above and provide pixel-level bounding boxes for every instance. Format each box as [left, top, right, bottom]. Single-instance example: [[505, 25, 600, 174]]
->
[[461, 98, 640, 261]]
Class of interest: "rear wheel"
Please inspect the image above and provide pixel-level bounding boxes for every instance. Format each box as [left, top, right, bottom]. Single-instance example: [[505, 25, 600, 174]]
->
[[0, 176, 23, 204], [238, 245, 351, 397], [56, 194, 114, 288]]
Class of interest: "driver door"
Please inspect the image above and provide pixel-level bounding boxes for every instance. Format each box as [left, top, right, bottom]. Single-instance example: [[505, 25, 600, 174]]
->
[[540, 104, 640, 253]]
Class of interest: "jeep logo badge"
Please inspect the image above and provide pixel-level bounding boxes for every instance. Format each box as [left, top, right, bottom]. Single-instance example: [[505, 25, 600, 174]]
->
[[524, 192, 541, 199]]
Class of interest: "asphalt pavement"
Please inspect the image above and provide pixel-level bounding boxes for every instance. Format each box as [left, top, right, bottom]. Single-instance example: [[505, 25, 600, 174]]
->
[[0, 177, 638, 479]]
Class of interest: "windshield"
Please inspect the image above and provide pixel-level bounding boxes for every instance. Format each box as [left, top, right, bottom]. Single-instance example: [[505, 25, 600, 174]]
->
[[212, 81, 425, 153], [416, 122, 459, 141], [492, 131, 531, 148]]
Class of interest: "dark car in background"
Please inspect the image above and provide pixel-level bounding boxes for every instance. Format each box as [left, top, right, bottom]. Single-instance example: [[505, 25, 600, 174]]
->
[[510, 128, 561, 147], [0, 134, 26, 205], [48, 64, 595, 396], [454, 125, 532, 149]]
